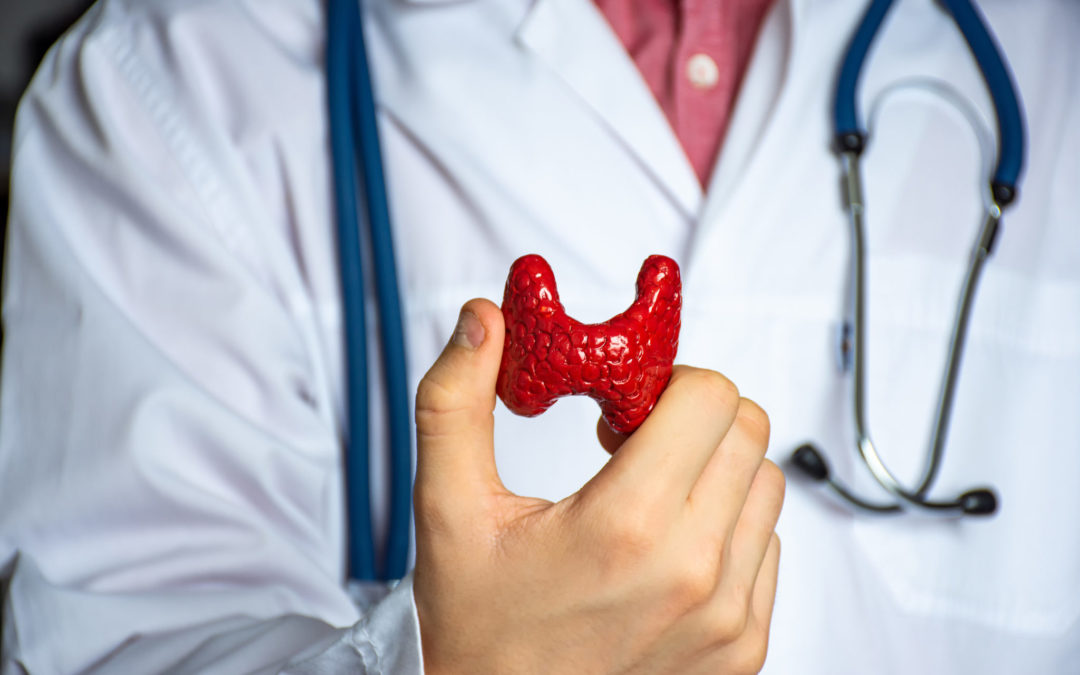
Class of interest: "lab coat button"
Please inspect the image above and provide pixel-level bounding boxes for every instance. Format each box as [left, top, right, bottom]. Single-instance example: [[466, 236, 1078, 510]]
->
[[686, 53, 719, 90]]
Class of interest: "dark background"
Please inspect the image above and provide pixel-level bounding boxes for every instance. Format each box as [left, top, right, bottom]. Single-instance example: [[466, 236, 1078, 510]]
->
[[1, 0, 96, 267]]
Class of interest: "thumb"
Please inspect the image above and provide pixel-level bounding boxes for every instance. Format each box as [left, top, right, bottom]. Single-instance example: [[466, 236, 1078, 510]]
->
[[414, 298, 507, 505]]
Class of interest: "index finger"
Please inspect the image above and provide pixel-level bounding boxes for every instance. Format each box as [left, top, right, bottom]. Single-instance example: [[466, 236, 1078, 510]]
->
[[592, 366, 742, 506]]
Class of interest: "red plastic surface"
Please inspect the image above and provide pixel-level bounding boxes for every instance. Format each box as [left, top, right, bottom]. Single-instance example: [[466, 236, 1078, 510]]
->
[[496, 254, 682, 435]]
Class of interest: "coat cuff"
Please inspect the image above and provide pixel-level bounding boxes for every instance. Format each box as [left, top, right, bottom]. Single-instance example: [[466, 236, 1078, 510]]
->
[[281, 572, 424, 674], [348, 572, 425, 674]]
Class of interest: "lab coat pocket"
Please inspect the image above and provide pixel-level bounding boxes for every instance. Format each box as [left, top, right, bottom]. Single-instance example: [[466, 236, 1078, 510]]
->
[[849, 254, 1080, 634]]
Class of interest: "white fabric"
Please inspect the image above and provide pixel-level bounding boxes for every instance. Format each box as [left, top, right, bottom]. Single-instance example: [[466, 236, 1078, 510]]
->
[[1, 0, 1078, 672]]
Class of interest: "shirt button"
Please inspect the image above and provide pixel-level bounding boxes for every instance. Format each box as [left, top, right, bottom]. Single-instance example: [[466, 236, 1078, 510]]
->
[[686, 53, 720, 90]]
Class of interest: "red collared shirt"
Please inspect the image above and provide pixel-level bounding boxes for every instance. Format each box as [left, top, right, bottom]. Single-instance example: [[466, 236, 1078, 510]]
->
[[595, 0, 776, 187]]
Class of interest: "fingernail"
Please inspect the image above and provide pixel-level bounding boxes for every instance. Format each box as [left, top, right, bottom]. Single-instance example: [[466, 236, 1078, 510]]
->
[[452, 309, 485, 350]]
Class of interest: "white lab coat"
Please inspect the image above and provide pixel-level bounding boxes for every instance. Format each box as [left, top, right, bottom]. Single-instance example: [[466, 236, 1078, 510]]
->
[[2, 0, 1078, 671]]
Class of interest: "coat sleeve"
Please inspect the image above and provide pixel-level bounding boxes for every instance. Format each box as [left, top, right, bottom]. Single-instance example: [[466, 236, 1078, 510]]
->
[[0, 2, 423, 672]]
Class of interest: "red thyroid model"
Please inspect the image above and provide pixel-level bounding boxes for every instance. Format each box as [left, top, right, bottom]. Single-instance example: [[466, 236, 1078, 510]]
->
[[496, 254, 682, 435]]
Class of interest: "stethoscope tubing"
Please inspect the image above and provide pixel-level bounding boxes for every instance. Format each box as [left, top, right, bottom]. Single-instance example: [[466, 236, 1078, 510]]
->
[[844, 151, 1000, 514], [834, 0, 1024, 199], [939, 0, 1024, 195], [328, 0, 412, 582], [833, 0, 893, 146]]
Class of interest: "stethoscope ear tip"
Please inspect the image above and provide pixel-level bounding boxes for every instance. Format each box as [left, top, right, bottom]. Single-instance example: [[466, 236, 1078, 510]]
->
[[959, 488, 998, 516], [791, 444, 830, 482]]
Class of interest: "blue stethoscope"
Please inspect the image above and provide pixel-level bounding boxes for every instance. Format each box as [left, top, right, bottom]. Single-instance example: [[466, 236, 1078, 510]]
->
[[326, 0, 1026, 581], [327, 0, 411, 582], [792, 0, 1025, 516]]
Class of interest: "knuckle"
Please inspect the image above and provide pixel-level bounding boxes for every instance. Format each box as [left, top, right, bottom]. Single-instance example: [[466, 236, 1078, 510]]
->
[[726, 636, 770, 675], [676, 368, 740, 411], [703, 594, 751, 644], [671, 558, 717, 607], [415, 375, 488, 438], [415, 374, 458, 416], [599, 503, 659, 561], [735, 398, 771, 446]]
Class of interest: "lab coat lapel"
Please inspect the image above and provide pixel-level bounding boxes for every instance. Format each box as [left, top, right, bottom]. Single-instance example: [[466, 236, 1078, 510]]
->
[[515, 0, 703, 219], [683, 0, 821, 290]]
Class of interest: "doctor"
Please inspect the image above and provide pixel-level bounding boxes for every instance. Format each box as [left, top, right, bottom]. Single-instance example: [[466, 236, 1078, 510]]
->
[[2, 0, 1079, 673]]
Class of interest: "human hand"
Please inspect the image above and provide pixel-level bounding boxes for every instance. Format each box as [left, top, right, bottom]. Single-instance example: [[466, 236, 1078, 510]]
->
[[413, 299, 784, 675]]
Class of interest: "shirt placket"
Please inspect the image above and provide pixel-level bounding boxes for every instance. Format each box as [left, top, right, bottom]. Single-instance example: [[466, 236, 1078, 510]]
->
[[673, 0, 730, 186]]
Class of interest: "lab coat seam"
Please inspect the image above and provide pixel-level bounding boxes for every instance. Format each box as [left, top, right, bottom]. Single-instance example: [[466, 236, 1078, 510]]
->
[[73, 19, 341, 453], [54, 16, 350, 592], [91, 1, 319, 310], [94, 23, 247, 256]]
